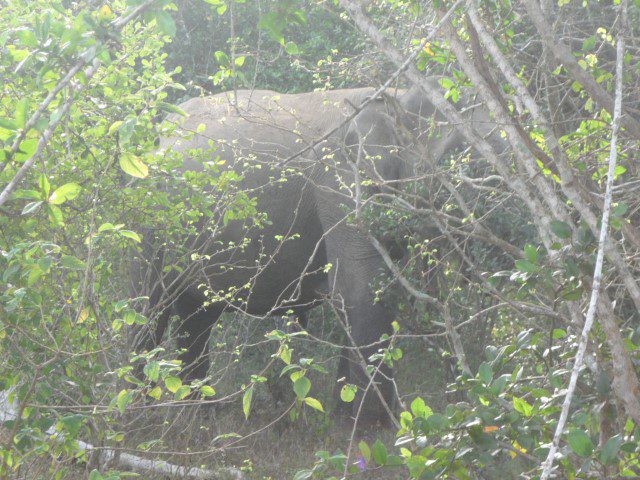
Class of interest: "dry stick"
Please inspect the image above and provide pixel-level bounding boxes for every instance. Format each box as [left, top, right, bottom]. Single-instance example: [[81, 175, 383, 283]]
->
[[0, 389, 242, 479], [539, 1, 626, 477]]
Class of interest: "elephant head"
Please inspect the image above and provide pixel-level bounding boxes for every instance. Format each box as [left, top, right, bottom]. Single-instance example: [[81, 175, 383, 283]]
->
[[398, 80, 506, 163]]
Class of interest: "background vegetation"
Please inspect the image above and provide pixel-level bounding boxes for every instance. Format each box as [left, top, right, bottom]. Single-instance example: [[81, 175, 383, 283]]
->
[[1, 0, 639, 479]]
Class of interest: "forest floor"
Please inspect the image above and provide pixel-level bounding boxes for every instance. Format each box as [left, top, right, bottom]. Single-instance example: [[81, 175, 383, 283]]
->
[[11, 309, 524, 479]]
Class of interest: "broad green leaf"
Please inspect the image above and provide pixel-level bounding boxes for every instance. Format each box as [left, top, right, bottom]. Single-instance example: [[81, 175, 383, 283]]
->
[[293, 376, 311, 400], [515, 259, 537, 273], [292, 470, 313, 480], [47, 204, 64, 226], [16, 139, 38, 162], [120, 230, 141, 242], [16, 98, 28, 128], [123, 310, 147, 326], [148, 386, 162, 400], [88, 470, 104, 480], [285, 41, 299, 55], [164, 376, 182, 393], [567, 430, 594, 457], [143, 361, 160, 382], [372, 439, 388, 465], [340, 383, 357, 403], [0, 117, 18, 130], [155, 10, 176, 36], [410, 397, 432, 418], [119, 153, 149, 178], [243, 385, 254, 418], [359, 440, 371, 461], [550, 220, 572, 239], [60, 255, 86, 270], [39, 174, 50, 197], [478, 363, 493, 385], [108, 120, 123, 135], [513, 396, 533, 417], [116, 389, 131, 413], [524, 244, 538, 263], [304, 397, 324, 412], [157, 102, 186, 117], [201, 385, 216, 397], [174, 385, 191, 400], [599, 435, 622, 464], [48, 182, 81, 204], [21, 201, 42, 215]]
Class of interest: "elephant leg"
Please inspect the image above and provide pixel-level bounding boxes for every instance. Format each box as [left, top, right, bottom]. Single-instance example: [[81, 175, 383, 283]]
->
[[174, 294, 222, 382], [339, 296, 395, 428], [323, 236, 396, 426]]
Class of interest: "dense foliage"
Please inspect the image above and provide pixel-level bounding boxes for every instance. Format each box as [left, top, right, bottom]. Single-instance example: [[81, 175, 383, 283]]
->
[[1, 0, 639, 479]]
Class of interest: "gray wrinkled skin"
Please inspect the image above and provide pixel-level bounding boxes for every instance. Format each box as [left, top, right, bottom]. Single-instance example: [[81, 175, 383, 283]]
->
[[131, 83, 499, 425]]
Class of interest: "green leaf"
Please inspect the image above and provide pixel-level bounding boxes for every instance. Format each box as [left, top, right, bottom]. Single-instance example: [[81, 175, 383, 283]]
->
[[214, 50, 230, 67], [120, 230, 141, 242], [60, 255, 86, 270], [292, 470, 313, 480], [16, 139, 38, 162], [524, 244, 538, 263], [478, 363, 493, 385], [16, 98, 29, 129], [410, 397, 432, 418], [201, 385, 216, 397], [148, 386, 162, 400], [47, 204, 64, 226], [143, 361, 160, 382], [340, 383, 357, 403], [0, 117, 18, 130], [550, 220, 572, 239], [304, 397, 324, 412], [108, 120, 123, 135], [119, 153, 149, 178], [155, 10, 176, 36], [48, 182, 81, 204], [243, 385, 254, 418], [567, 430, 594, 457], [39, 174, 50, 197], [513, 396, 533, 416], [116, 389, 131, 413], [123, 310, 147, 326], [21, 201, 42, 215], [157, 102, 186, 117], [599, 435, 622, 465], [293, 376, 311, 400], [372, 439, 388, 465], [88, 470, 104, 480], [515, 259, 537, 273], [174, 385, 191, 400], [552, 328, 567, 339], [359, 441, 371, 461], [164, 376, 182, 393], [285, 41, 299, 55]]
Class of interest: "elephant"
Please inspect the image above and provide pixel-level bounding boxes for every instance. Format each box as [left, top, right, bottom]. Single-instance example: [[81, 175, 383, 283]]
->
[[131, 81, 502, 426]]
